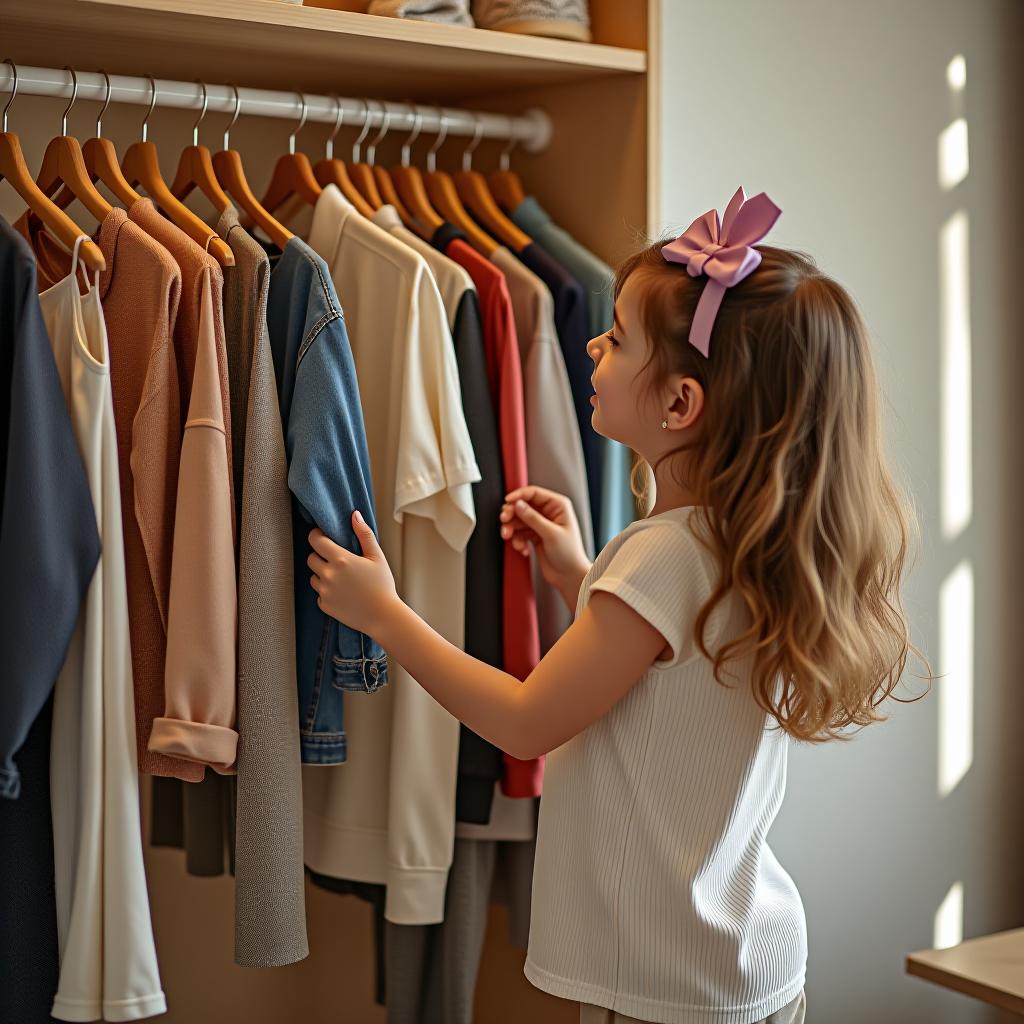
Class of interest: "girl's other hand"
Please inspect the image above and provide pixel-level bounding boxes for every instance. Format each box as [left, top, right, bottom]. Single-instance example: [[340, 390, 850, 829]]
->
[[500, 486, 591, 593], [308, 512, 400, 637]]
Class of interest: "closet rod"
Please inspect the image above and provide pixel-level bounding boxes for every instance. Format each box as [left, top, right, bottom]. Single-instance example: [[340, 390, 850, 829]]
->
[[0, 63, 553, 152]]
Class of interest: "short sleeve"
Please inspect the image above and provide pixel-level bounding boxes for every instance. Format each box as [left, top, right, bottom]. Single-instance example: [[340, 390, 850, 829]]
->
[[394, 263, 480, 552], [587, 521, 716, 669]]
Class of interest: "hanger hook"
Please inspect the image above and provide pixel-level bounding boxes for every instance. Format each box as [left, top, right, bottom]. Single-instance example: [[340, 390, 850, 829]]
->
[[289, 91, 308, 157], [222, 83, 241, 151], [462, 113, 484, 173], [141, 75, 157, 143], [191, 81, 209, 147], [352, 99, 375, 164], [60, 66, 78, 137], [399, 102, 422, 168], [426, 106, 449, 174], [366, 100, 392, 167], [95, 70, 112, 139], [499, 118, 518, 172], [1, 59, 17, 134], [325, 94, 344, 161]]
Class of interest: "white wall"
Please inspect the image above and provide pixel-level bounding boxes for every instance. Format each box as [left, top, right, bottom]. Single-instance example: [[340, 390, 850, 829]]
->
[[658, 2, 1024, 1021]]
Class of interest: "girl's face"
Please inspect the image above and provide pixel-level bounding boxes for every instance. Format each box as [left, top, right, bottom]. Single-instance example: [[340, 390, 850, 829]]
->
[[587, 270, 660, 454], [587, 270, 706, 466]]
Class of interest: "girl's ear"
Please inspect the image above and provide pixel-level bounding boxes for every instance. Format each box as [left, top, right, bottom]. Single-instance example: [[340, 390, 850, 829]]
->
[[664, 376, 705, 431]]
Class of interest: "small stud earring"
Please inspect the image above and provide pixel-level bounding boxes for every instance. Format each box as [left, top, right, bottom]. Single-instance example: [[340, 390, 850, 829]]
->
[[661, 420, 668, 429]]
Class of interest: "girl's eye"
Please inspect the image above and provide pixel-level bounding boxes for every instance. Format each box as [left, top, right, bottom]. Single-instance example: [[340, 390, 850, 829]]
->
[[606, 332, 620, 348]]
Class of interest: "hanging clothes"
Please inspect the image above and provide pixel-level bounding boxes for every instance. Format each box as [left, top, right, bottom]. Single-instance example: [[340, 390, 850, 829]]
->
[[431, 223, 543, 802], [299, 185, 480, 927], [217, 205, 309, 968], [375, 208, 506, 829], [490, 248, 593, 641], [510, 195, 635, 545], [35, 251, 164, 1022], [0, 218, 97, 1024], [265, 233, 388, 764], [512, 241, 600, 546], [125, 198, 238, 779]]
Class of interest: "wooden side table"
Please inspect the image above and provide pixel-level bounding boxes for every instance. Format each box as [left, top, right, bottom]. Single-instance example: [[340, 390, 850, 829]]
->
[[907, 928, 1024, 1016]]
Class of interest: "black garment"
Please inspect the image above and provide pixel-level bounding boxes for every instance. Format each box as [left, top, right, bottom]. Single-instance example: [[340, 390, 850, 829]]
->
[[515, 243, 600, 548], [0, 699, 59, 1024], [308, 871, 387, 1005], [0, 217, 100, 800], [149, 773, 236, 877], [435, 234, 506, 826], [431, 221, 465, 253]]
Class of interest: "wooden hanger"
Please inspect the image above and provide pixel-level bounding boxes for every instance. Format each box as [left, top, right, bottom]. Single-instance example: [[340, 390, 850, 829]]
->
[[489, 131, 527, 214], [390, 104, 444, 237], [260, 91, 322, 217], [52, 69, 141, 212], [423, 108, 497, 257], [453, 115, 531, 253], [211, 84, 292, 250], [347, 100, 384, 211], [0, 60, 105, 273], [79, 71, 142, 208], [35, 68, 113, 226], [362, 101, 416, 226], [311, 95, 375, 219], [122, 76, 234, 267], [170, 82, 232, 212]]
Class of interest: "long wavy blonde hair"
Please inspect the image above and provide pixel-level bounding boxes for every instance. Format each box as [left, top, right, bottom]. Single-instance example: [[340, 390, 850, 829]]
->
[[616, 241, 929, 742]]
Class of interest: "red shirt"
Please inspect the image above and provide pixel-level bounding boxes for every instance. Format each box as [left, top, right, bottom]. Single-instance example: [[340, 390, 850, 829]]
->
[[440, 233, 543, 798]]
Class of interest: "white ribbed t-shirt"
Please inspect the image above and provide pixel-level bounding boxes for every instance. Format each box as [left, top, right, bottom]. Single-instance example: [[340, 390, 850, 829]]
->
[[525, 507, 807, 1024]]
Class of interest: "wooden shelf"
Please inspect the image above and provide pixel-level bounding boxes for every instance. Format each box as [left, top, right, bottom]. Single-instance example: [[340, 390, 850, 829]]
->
[[907, 928, 1024, 1016], [2, 0, 647, 101]]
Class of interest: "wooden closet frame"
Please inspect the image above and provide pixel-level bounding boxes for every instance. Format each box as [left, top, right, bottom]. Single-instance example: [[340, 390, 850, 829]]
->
[[2, 2, 660, 1021]]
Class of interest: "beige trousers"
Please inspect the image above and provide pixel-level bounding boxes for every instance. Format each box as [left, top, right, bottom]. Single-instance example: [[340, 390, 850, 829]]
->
[[579, 988, 807, 1024]]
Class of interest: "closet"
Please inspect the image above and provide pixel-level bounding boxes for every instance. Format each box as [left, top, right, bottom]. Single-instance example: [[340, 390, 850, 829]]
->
[[1, 2, 660, 1021]]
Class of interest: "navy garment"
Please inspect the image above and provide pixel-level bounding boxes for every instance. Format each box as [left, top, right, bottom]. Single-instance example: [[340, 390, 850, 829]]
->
[[448, 288, 504, 825], [0, 217, 100, 799], [0, 699, 59, 1023], [515, 243, 601, 548], [264, 237, 388, 766]]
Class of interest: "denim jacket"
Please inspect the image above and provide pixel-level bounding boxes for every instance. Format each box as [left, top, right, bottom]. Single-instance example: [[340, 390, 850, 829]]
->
[[265, 237, 387, 765]]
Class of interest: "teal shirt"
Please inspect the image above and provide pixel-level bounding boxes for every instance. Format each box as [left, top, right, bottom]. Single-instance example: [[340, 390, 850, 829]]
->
[[512, 196, 635, 546]]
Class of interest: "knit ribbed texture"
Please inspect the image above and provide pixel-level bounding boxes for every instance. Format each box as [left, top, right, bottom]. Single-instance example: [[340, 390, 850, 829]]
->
[[217, 207, 308, 968], [526, 508, 807, 1024]]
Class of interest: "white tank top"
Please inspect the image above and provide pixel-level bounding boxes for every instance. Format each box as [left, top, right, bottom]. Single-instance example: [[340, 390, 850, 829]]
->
[[525, 507, 807, 1024]]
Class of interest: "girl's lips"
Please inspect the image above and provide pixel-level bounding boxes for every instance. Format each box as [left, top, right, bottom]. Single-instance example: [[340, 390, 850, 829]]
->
[[590, 394, 598, 405]]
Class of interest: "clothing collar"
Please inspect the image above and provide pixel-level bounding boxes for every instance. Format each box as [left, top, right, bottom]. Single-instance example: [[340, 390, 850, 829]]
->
[[214, 202, 241, 244], [14, 206, 126, 301], [308, 184, 354, 268], [511, 195, 551, 237], [371, 204, 402, 233]]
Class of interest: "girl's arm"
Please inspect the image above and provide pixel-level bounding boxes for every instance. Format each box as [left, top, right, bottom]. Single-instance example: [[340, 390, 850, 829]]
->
[[309, 514, 666, 761]]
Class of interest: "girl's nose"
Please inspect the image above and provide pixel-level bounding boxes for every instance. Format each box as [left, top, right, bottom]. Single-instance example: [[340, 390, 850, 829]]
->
[[586, 334, 604, 365]]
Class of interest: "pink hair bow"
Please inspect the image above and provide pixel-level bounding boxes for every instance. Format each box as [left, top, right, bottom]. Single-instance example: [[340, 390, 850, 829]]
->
[[662, 187, 782, 356]]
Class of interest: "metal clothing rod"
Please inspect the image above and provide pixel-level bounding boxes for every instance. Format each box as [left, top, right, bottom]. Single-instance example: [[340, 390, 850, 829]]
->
[[0, 63, 553, 153]]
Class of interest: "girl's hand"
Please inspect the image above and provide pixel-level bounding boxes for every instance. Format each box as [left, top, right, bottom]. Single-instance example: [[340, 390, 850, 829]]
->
[[308, 512, 400, 638], [500, 486, 592, 603]]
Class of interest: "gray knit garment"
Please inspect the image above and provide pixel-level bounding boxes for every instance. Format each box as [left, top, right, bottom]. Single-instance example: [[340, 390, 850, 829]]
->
[[216, 207, 309, 969]]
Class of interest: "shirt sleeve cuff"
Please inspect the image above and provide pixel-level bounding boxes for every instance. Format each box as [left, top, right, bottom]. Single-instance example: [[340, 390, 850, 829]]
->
[[147, 718, 238, 775]]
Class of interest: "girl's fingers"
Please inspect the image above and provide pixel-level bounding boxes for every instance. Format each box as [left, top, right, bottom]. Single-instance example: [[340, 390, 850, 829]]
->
[[307, 551, 330, 576]]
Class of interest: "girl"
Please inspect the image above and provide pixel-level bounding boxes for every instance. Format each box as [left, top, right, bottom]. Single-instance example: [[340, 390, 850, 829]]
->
[[307, 188, 922, 1024]]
